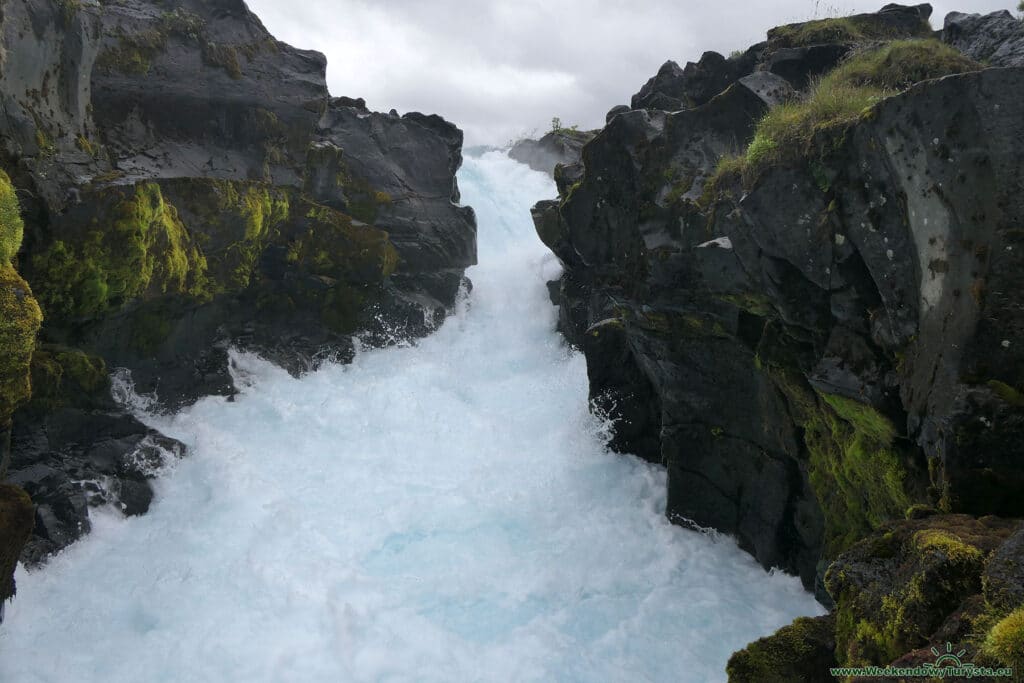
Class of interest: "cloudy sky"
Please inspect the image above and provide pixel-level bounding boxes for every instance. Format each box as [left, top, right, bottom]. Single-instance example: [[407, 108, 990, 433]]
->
[[246, 0, 1014, 146]]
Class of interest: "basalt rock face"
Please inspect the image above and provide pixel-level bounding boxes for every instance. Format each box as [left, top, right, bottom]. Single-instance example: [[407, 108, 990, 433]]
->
[[0, 0, 476, 587], [509, 128, 598, 176], [943, 10, 1024, 68], [533, 4, 1024, 673]]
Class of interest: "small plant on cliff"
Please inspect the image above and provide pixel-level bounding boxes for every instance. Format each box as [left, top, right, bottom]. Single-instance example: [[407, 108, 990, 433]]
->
[[549, 117, 579, 135]]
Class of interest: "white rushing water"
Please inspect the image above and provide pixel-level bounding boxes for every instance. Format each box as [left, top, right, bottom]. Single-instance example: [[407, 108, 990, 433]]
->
[[1, 152, 823, 682]]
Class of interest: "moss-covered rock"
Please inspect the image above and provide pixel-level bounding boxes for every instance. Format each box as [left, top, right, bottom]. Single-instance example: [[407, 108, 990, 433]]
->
[[23, 345, 110, 415], [727, 614, 836, 682], [982, 607, 1024, 672], [767, 7, 932, 49], [0, 265, 43, 423], [161, 178, 290, 292], [0, 171, 24, 265], [29, 183, 209, 320], [0, 484, 34, 609], [756, 329, 919, 557], [825, 515, 1017, 667], [284, 199, 398, 285]]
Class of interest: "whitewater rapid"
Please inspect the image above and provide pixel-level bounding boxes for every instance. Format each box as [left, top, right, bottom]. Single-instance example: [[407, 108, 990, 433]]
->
[[0, 152, 823, 682]]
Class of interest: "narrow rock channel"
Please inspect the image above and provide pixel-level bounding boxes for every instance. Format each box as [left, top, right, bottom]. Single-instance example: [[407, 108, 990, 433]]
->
[[0, 152, 822, 682]]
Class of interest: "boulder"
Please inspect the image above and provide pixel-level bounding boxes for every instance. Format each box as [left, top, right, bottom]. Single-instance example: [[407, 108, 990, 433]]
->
[[943, 10, 1024, 68]]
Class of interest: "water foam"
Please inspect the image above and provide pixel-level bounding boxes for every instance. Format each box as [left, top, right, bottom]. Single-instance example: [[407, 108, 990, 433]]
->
[[0, 152, 823, 682]]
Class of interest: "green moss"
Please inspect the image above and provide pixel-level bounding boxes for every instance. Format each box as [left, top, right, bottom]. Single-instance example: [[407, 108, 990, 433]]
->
[[820, 393, 897, 444], [983, 607, 1024, 671], [768, 14, 931, 49], [0, 170, 24, 264], [30, 183, 208, 320], [95, 31, 166, 75], [24, 345, 109, 414], [160, 8, 205, 40], [829, 518, 998, 667], [288, 201, 398, 284], [699, 154, 745, 206], [727, 615, 836, 682], [987, 380, 1024, 408], [201, 42, 242, 79], [912, 529, 984, 563], [172, 179, 290, 291], [0, 264, 43, 421], [757, 331, 914, 557]]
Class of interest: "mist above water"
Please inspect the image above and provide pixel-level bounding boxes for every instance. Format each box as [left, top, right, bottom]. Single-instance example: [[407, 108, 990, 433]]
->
[[0, 152, 822, 682]]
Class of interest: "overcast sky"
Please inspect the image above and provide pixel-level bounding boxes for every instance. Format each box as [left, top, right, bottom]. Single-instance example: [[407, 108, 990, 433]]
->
[[246, 0, 1014, 146]]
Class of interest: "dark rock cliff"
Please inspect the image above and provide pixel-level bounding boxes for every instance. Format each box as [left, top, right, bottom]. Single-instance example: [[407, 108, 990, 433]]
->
[[532, 4, 1024, 677], [0, 0, 475, 598]]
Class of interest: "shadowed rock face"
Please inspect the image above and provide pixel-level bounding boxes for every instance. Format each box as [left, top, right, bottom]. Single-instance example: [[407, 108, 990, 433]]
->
[[535, 2, 1024, 626], [0, 0, 476, 576]]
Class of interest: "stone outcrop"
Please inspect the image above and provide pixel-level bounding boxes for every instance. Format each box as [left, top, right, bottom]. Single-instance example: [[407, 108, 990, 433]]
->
[[509, 128, 597, 176], [0, 0, 476, 594], [532, 3, 1024, 677], [943, 9, 1024, 68]]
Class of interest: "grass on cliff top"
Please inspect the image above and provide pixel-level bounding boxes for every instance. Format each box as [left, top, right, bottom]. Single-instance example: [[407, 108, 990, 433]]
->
[[701, 40, 981, 197], [769, 13, 931, 48]]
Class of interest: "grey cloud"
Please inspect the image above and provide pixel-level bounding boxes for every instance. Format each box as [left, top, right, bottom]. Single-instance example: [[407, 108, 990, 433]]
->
[[246, 0, 1016, 145]]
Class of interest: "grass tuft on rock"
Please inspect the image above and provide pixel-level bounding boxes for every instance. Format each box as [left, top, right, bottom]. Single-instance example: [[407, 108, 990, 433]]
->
[[702, 40, 981, 194], [768, 14, 931, 49]]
